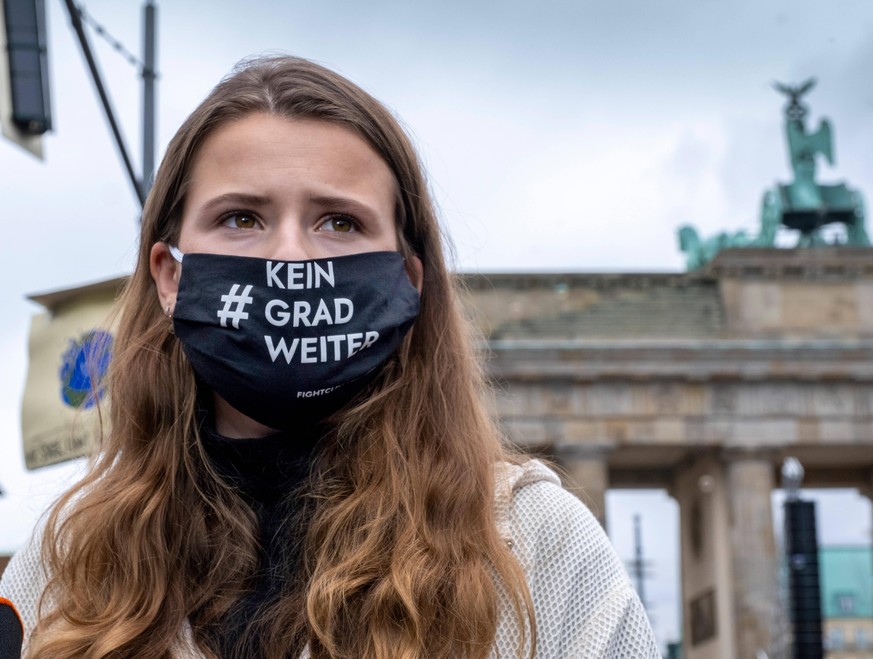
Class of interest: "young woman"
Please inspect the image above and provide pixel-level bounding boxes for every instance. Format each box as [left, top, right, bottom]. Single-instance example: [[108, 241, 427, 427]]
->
[[1, 56, 659, 658]]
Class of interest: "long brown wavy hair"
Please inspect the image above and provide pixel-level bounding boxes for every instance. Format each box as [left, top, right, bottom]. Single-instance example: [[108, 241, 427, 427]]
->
[[29, 56, 534, 659]]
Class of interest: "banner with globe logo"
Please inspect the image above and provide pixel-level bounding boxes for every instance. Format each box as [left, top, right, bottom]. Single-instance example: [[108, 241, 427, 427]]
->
[[21, 277, 122, 469]]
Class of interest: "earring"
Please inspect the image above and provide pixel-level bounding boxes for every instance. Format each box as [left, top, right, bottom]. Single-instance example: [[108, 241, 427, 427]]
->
[[164, 304, 175, 334]]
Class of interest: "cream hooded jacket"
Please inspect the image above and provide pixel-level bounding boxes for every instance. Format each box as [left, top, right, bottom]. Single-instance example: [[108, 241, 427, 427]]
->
[[0, 460, 661, 658]]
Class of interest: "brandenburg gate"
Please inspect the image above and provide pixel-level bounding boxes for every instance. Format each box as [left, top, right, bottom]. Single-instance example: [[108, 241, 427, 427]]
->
[[462, 247, 873, 658], [460, 80, 873, 658]]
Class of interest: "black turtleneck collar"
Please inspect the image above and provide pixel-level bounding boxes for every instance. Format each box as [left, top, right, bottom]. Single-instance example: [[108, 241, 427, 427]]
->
[[200, 422, 325, 503]]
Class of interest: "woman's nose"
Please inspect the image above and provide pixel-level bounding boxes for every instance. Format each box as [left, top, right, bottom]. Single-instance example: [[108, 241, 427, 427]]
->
[[268, 223, 315, 261]]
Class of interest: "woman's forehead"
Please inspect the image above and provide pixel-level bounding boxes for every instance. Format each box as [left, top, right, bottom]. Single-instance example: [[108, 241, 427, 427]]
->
[[182, 114, 397, 216]]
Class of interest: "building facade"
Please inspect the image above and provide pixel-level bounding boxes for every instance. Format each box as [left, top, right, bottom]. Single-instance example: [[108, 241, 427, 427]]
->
[[461, 246, 873, 658], [822, 546, 873, 658]]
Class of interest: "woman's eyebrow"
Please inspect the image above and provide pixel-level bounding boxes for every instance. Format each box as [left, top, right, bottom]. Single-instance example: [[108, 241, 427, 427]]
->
[[199, 192, 272, 212], [307, 194, 379, 217]]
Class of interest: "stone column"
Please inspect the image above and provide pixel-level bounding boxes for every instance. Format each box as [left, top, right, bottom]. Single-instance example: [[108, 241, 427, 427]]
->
[[553, 444, 611, 529], [672, 453, 736, 659], [724, 450, 786, 659]]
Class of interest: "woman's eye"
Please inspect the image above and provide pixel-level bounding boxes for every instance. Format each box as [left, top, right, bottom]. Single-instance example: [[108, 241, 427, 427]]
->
[[221, 212, 259, 230], [319, 215, 357, 233]]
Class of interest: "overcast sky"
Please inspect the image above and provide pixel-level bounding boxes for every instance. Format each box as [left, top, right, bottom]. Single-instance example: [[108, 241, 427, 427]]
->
[[2, 0, 873, 650]]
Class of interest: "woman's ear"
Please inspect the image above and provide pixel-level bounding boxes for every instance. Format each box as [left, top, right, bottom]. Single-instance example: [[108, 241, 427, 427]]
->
[[405, 255, 424, 294], [150, 242, 181, 311]]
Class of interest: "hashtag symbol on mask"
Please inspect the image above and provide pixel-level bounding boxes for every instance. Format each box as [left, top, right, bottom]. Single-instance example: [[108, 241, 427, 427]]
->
[[217, 284, 254, 329]]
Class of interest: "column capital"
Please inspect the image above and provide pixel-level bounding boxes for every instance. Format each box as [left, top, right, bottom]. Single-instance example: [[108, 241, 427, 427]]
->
[[551, 442, 615, 461], [720, 446, 781, 464]]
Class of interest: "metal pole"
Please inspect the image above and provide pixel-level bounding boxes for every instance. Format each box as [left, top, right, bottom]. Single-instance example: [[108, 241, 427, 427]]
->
[[62, 0, 145, 207], [141, 0, 156, 197]]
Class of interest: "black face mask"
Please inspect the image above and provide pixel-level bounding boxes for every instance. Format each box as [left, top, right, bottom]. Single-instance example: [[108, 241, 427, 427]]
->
[[170, 249, 420, 430]]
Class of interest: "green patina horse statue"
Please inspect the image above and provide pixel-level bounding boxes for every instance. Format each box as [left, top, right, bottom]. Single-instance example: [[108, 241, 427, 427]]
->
[[679, 79, 869, 270]]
